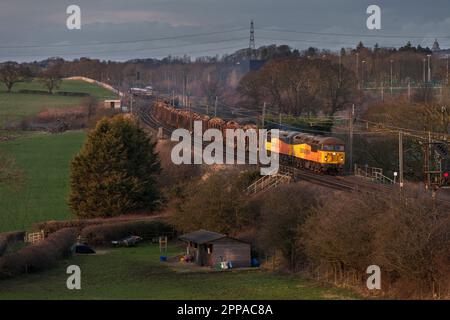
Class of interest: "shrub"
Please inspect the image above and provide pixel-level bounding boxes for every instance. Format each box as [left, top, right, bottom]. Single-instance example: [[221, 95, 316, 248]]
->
[[0, 228, 77, 278], [33, 215, 162, 234], [80, 220, 173, 245], [303, 192, 384, 286], [0, 231, 25, 257], [169, 169, 254, 234], [156, 140, 201, 191], [256, 183, 324, 272], [69, 115, 161, 218], [302, 188, 450, 298], [372, 192, 450, 298]]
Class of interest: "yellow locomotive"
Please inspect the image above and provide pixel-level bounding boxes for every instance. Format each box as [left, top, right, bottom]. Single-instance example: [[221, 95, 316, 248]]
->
[[152, 101, 346, 174], [266, 131, 345, 174]]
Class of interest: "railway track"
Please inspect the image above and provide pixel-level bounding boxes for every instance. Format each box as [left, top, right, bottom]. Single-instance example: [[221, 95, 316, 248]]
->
[[137, 103, 358, 192], [279, 165, 355, 191], [137, 105, 173, 136], [136, 102, 450, 204]]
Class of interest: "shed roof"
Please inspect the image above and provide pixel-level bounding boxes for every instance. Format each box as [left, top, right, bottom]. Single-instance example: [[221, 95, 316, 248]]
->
[[179, 230, 226, 244]]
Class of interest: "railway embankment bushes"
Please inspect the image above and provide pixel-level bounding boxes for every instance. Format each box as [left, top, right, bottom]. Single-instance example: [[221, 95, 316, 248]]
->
[[169, 172, 450, 299], [0, 228, 77, 278], [302, 190, 450, 299], [0, 231, 26, 257], [256, 185, 450, 299], [0, 217, 172, 279], [33, 214, 167, 234], [80, 220, 173, 245]]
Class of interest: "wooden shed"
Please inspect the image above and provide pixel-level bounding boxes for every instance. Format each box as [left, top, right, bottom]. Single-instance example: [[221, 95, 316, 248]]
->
[[179, 230, 251, 268], [104, 99, 122, 109]]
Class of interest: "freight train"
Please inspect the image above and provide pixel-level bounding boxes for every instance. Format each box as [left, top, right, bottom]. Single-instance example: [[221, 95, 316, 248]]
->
[[152, 101, 345, 174]]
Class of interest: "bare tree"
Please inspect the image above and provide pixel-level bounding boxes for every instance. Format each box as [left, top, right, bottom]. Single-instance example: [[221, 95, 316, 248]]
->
[[0, 63, 27, 93], [82, 96, 98, 120], [39, 63, 62, 94]]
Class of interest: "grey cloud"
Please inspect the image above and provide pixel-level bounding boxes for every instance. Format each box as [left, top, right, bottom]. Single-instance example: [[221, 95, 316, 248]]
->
[[1, 0, 450, 61]]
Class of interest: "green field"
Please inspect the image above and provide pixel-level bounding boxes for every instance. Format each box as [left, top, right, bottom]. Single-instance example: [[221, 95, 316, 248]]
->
[[0, 244, 357, 300], [0, 131, 85, 232], [0, 79, 118, 128]]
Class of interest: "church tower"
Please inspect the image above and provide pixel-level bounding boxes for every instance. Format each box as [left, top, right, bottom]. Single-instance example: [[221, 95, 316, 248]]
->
[[432, 39, 441, 52]]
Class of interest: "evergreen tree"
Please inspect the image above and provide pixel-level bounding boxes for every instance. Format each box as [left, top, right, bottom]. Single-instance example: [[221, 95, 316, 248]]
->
[[69, 115, 160, 218]]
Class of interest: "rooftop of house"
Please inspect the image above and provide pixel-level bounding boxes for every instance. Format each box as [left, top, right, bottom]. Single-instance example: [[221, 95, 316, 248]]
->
[[179, 230, 226, 244]]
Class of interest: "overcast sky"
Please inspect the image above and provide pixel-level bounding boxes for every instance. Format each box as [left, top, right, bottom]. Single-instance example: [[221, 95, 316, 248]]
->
[[1, 0, 450, 62]]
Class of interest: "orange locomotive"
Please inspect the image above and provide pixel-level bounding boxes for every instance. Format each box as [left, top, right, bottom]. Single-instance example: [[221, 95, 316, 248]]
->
[[266, 131, 345, 174], [152, 101, 346, 174]]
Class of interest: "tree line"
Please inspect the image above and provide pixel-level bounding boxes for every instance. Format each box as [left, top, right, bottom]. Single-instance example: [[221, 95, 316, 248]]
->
[[0, 60, 63, 94]]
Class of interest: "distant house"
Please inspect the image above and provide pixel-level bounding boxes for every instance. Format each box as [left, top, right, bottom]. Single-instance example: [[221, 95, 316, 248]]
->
[[179, 230, 251, 268], [104, 99, 122, 109]]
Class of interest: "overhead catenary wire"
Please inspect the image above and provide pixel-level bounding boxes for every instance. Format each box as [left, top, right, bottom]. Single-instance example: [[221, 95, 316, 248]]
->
[[0, 28, 248, 49], [256, 27, 450, 40], [0, 37, 249, 58]]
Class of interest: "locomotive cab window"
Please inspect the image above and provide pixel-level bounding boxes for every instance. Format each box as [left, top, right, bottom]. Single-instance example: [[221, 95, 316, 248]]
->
[[322, 145, 344, 151]]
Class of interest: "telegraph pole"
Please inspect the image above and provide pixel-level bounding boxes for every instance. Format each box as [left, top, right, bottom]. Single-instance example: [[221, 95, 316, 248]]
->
[[188, 92, 192, 132], [399, 131, 404, 189], [423, 58, 426, 83], [407, 81, 411, 101], [349, 104, 354, 174], [130, 94, 133, 115], [390, 59, 394, 94], [427, 54, 432, 83], [356, 53, 359, 89], [338, 51, 342, 87], [447, 54, 449, 85]]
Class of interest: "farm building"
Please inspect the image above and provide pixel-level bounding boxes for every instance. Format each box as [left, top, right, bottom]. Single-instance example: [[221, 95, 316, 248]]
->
[[104, 99, 122, 109], [179, 230, 251, 268]]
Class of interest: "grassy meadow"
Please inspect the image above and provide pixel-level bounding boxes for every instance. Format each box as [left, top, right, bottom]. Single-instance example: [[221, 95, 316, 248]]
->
[[0, 244, 357, 300], [0, 131, 85, 232], [0, 79, 118, 128], [0, 78, 118, 232]]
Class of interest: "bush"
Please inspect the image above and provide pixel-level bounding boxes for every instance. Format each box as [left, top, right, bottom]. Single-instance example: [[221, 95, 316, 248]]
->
[[156, 140, 201, 191], [56, 91, 90, 97], [0, 231, 25, 257], [0, 228, 77, 278], [169, 168, 256, 234], [69, 115, 161, 218], [303, 192, 384, 286], [256, 183, 324, 272], [372, 192, 450, 298], [302, 188, 450, 298], [80, 220, 173, 245], [33, 215, 162, 234]]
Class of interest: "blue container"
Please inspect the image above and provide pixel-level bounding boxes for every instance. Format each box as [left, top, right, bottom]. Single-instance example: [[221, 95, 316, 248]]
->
[[251, 258, 260, 267], [160, 256, 167, 262]]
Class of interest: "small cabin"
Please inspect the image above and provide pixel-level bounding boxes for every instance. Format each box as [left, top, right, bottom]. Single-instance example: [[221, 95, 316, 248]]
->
[[179, 230, 251, 268], [104, 99, 122, 109]]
